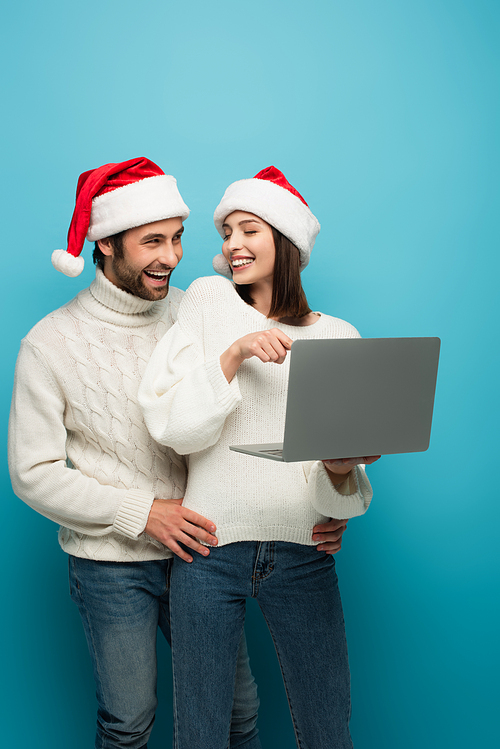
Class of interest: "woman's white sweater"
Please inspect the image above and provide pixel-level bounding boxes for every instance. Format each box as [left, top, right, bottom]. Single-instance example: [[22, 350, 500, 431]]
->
[[139, 276, 373, 548]]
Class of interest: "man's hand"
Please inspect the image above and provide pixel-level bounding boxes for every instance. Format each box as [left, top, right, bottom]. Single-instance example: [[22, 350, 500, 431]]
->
[[312, 518, 348, 555], [322, 456, 381, 485], [144, 498, 218, 563]]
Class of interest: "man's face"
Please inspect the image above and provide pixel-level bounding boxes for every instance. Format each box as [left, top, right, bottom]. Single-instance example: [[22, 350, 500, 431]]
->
[[99, 218, 184, 301]]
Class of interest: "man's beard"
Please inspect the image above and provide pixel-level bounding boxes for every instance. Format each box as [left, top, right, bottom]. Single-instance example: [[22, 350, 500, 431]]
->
[[110, 255, 171, 301]]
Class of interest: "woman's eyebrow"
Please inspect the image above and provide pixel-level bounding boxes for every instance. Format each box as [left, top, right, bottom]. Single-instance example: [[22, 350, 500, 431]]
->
[[221, 219, 262, 230]]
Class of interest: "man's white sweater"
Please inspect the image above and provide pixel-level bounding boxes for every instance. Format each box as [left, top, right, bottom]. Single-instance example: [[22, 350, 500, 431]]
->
[[8, 269, 186, 562], [139, 276, 373, 548]]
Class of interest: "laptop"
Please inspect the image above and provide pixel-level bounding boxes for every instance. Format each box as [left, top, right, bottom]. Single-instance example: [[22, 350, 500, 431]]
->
[[229, 337, 440, 462]]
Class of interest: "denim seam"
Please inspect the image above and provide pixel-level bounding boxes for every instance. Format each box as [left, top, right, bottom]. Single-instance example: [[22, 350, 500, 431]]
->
[[161, 557, 172, 598], [258, 606, 303, 749], [171, 615, 180, 749], [69, 557, 112, 748], [171, 616, 235, 749]]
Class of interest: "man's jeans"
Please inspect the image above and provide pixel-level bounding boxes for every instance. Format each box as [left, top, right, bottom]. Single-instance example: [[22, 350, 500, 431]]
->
[[69, 556, 260, 749], [170, 541, 353, 749]]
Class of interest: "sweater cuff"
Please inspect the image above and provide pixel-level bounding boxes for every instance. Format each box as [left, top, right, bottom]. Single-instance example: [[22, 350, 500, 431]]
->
[[306, 462, 373, 519], [113, 489, 155, 539], [204, 357, 242, 411]]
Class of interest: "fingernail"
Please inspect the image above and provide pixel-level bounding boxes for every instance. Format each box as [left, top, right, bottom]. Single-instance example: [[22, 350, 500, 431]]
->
[[210, 539, 218, 546], [317, 545, 324, 551], [312, 535, 320, 541], [210, 525, 216, 532], [202, 549, 209, 556]]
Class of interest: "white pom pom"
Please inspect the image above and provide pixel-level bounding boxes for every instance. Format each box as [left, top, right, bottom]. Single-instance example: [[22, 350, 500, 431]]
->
[[212, 253, 232, 278], [51, 250, 85, 277]]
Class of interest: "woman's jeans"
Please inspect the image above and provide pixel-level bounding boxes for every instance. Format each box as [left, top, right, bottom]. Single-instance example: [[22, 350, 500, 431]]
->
[[69, 556, 260, 749], [170, 541, 353, 749]]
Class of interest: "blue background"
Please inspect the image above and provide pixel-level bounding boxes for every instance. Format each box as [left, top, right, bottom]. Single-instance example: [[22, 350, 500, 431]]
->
[[1, 1, 498, 746]]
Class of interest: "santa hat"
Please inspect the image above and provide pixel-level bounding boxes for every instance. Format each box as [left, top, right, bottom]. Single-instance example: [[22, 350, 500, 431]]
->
[[52, 157, 190, 277], [212, 166, 320, 278]]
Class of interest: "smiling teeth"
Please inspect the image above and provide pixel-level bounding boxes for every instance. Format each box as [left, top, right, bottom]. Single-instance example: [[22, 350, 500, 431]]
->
[[145, 270, 170, 277], [232, 259, 254, 268]]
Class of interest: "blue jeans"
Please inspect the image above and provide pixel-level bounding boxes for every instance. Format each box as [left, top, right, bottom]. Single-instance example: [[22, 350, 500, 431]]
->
[[170, 541, 353, 749], [69, 556, 260, 749]]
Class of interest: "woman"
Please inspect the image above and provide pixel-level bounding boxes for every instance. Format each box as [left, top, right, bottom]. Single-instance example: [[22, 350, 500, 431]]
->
[[139, 167, 378, 748]]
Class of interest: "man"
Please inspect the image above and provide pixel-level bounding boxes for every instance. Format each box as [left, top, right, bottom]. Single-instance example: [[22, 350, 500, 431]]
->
[[8, 157, 347, 748], [8, 158, 262, 749]]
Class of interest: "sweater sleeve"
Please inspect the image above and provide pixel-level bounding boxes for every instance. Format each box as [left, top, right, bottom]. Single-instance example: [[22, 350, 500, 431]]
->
[[8, 340, 154, 539], [139, 292, 242, 454], [303, 461, 373, 519]]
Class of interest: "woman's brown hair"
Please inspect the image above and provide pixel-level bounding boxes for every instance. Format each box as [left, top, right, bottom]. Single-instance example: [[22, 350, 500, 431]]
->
[[234, 227, 312, 319]]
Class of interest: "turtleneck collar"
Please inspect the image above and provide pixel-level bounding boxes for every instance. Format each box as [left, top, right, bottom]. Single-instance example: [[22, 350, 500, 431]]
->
[[77, 268, 169, 327]]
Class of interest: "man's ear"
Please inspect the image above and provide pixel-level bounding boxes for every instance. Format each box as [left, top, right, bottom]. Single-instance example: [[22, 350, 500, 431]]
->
[[97, 237, 113, 257]]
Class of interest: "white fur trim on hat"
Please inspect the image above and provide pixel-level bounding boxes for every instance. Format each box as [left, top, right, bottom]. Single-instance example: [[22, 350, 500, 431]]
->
[[51, 250, 85, 277], [87, 175, 190, 241], [212, 253, 232, 278], [213, 178, 320, 270]]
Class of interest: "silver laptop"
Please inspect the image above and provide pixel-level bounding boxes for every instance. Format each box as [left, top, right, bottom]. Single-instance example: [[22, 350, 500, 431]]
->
[[230, 337, 440, 462]]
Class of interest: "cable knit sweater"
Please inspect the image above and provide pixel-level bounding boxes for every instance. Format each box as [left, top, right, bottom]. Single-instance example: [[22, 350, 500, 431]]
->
[[139, 276, 373, 548], [8, 269, 186, 562]]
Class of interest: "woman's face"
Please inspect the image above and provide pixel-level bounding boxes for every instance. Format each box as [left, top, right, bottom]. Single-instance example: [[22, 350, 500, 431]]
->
[[221, 211, 275, 286]]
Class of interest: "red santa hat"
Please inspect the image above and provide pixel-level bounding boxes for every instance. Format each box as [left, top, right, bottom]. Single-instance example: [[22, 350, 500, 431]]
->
[[212, 166, 320, 278], [52, 157, 190, 277]]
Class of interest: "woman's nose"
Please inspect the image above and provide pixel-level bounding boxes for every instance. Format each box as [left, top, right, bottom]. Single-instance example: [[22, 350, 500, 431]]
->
[[227, 233, 241, 251]]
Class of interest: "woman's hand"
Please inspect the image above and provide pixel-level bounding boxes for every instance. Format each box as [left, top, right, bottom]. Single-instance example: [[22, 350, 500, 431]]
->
[[322, 456, 381, 485], [220, 328, 293, 382]]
